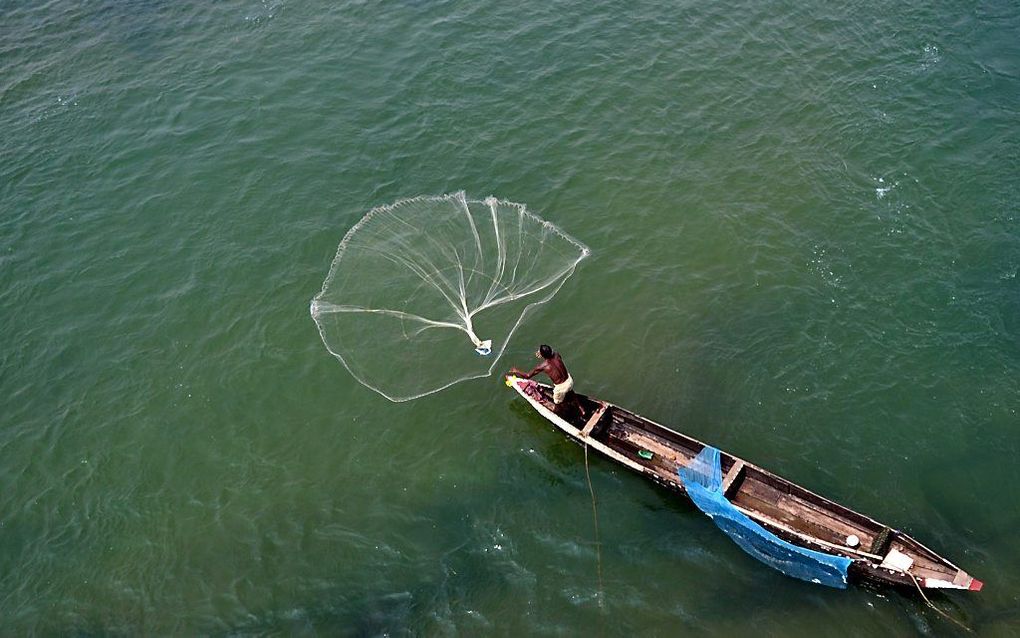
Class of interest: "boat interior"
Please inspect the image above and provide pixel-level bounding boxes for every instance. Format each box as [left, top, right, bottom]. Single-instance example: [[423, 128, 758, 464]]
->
[[522, 382, 966, 586]]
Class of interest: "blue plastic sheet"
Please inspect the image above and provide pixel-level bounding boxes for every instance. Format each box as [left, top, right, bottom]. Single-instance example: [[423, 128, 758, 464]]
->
[[679, 446, 853, 589]]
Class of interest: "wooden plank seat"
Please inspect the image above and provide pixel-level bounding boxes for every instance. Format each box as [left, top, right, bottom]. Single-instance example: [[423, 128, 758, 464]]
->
[[580, 402, 609, 437]]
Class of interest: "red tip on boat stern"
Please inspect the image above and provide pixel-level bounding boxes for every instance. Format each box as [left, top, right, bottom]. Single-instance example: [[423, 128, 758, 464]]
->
[[925, 571, 984, 592]]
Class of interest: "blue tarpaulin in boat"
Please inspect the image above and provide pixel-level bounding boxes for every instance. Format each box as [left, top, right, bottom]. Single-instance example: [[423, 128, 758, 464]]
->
[[678, 446, 853, 589]]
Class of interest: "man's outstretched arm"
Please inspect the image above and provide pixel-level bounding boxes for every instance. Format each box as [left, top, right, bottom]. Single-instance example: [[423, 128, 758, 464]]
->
[[509, 362, 547, 380]]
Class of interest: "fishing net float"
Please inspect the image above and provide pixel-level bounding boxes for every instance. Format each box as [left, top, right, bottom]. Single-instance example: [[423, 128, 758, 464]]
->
[[310, 192, 590, 402]]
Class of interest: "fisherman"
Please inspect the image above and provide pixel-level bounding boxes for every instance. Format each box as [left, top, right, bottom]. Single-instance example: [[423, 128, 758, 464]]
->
[[509, 345, 585, 416]]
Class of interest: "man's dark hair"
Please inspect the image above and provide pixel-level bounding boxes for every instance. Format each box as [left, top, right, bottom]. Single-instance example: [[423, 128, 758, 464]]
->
[[539, 344, 553, 359]]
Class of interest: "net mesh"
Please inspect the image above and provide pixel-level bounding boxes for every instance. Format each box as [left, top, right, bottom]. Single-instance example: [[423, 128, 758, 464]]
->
[[679, 446, 853, 589], [310, 192, 590, 402]]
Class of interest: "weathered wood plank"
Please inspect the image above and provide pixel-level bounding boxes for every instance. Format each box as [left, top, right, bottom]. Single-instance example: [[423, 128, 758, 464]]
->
[[730, 503, 884, 561], [721, 460, 745, 497], [580, 402, 609, 437]]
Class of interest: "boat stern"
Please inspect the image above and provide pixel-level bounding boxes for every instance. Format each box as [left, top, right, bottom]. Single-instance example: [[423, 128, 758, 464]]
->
[[505, 374, 528, 395], [505, 375, 542, 397], [922, 570, 984, 592]]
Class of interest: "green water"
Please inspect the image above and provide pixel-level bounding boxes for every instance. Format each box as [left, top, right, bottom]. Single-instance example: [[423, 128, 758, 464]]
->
[[2, 0, 1018, 634]]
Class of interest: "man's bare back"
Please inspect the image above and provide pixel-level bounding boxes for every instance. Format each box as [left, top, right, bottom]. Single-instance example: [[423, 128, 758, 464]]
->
[[509, 347, 568, 384], [513, 352, 567, 385], [508, 344, 586, 416]]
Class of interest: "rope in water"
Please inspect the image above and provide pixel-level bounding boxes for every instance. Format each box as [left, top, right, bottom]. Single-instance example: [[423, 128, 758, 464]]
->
[[910, 574, 972, 633], [583, 441, 605, 609]]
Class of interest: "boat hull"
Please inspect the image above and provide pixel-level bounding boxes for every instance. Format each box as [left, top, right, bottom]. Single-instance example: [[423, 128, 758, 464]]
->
[[506, 376, 982, 593]]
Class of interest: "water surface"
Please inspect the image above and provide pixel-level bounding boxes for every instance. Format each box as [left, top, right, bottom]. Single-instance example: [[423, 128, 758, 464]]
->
[[2, 0, 1018, 634]]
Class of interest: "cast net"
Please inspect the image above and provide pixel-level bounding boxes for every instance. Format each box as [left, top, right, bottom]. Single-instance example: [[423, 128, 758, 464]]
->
[[310, 192, 590, 402], [679, 446, 853, 588]]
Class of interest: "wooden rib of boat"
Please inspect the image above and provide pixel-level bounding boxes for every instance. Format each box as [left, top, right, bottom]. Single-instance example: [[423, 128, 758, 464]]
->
[[506, 376, 983, 592]]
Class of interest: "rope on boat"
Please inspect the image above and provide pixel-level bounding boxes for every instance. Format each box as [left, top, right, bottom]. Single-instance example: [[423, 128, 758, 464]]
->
[[583, 441, 605, 609], [910, 574, 972, 633]]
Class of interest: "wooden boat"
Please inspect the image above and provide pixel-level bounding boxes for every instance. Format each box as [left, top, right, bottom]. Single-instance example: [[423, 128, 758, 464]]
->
[[506, 376, 983, 592]]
